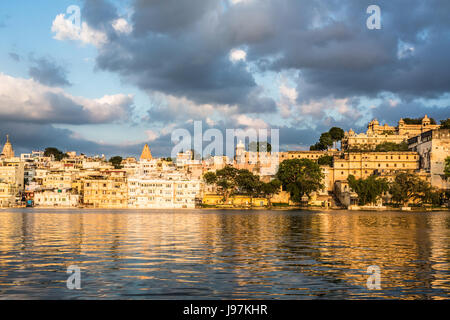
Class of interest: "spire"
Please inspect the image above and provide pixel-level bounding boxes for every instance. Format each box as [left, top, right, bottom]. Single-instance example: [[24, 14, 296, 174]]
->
[[140, 144, 152, 160], [2, 134, 14, 158]]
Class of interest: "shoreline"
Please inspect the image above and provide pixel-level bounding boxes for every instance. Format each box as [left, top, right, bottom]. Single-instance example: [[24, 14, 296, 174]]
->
[[1, 206, 448, 212]]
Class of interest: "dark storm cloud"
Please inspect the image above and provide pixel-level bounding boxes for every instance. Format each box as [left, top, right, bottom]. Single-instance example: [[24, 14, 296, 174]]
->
[[85, 0, 450, 112], [28, 56, 72, 87], [81, 0, 118, 29], [132, 0, 221, 35]]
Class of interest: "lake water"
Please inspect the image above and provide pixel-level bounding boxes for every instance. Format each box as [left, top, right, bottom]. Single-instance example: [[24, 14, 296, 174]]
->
[[0, 209, 449, 300]]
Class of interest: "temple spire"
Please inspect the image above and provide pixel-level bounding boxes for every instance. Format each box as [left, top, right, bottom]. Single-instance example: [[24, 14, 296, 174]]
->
[[140, 144, 152, 160]]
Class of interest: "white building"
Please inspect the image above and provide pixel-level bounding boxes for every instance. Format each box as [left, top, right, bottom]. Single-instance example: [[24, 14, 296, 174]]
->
[[34, 190, 79, 207], [128, 178, 202, 208]]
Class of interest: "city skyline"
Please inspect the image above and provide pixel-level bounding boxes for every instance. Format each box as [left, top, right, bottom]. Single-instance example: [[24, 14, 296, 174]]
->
[[1, 0, 449, 158]]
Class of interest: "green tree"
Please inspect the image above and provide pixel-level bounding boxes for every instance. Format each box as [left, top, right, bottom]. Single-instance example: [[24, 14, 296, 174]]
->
[[348, 175, 389, 206], [44, 147, 67, 161], [389, 172, 424, 206], [375, 141, 409, 152], [203, 172, 217, 185], [109, 156, 123, 169], [444, 157, 450, 178], [235, 169, 261, 206], [249, 141, 272, 153], [318, 155, 333, 167], [329, 127, 345, 149], [214, 166, 240, 202], [319, 132, 333, 150], [403, 117, 437, 125], [277, 159, 324, 203], [441, 118, 450, 129], [260, 179, 282, 207]]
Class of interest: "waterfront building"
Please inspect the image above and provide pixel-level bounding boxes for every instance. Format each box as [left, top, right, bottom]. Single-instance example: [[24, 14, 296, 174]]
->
[[42, 171, 75, 190], [34, 190, 79, 207], [0, 182, 15, 207], [0, 160, 25, 191], [342, 116, 440, 151], [331, 151, 420, 183], [128, 178, 202, 208], [202, 194, 268, 207], [82, 170, 128, 208], [408, 129, 450, 190]]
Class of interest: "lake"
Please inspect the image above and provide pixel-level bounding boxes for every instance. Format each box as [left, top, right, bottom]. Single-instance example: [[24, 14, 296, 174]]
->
[[0, 209, 449, 299]]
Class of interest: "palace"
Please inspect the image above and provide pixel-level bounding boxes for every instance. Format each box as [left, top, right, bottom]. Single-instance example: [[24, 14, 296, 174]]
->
[[342, 115, 440, 151]]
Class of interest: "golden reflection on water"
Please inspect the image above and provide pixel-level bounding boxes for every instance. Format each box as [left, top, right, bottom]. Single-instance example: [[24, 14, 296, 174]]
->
[[0, 209, 449, 299]]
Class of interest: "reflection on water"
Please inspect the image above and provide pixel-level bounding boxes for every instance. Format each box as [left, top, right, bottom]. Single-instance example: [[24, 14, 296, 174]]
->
[[0, 209, 449, 299]]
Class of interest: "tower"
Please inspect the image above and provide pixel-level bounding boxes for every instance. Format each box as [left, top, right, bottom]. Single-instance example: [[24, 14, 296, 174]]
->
[[235, 140, 246, 164], [1, 135, 15, 159], [140, 144, 152, 161]]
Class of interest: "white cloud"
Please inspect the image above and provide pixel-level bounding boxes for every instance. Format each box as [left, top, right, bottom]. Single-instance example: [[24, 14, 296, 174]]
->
[[229, 49, 247, 63], [0, 73, 133, 124], [278, 81, 298, 118], [145, 130, 159, 141], [234, 114, 268, 129], [112, 18, 133, 35], [51, 14, 108, 47]]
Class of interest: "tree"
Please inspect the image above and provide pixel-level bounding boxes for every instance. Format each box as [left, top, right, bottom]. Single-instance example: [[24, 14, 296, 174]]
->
[[44, 147, 67, 161], [214, 166, 240, 202], [249, 141, 272, 153], [348, 175, 389, 206], [329, 127, 345, 149], [203, 172, 217, 185], [260, 179, 282, 207], [310, 142, 326, 151], [318, 155, 333, 167], [389, 172, 424, 206], [319, 132, 333, 150], [440, 118, 450, 129], [403, 117, 437, 125], [109, 156, 123, 169], [375, 141, 409, 152], [235, 169, 261, 206], [277, 159, 324, 203], [445, 157, 450, 178]]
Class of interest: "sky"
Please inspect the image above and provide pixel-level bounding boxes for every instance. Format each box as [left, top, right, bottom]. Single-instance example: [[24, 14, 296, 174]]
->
[[0, 0, 449, 158]]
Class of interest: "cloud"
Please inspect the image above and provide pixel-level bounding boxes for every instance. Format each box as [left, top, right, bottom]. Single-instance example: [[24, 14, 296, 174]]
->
[[229, 49, 247, 63], [112, 18, 132, 34], [0, 73, 134, 125], [9, 52, 21, 62], [28, 56, 72, 87], [42, 0, 450, 155], [51, 13, 108, 47]]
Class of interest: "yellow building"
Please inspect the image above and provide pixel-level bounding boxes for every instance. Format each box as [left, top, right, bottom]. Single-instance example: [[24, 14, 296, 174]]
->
[[342, 116, 440, 151], [203, 194, 268, 207], [409, 129, 450, 190], [0, 182, 15, 207], [278, 150, 332, 162], [332, 151, 419, 182], [82, 171, 128, 208]]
